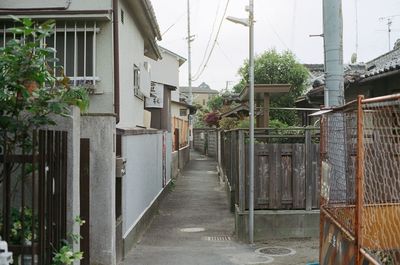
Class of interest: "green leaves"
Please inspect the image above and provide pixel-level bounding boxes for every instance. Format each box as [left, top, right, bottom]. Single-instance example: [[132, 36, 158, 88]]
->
[[0, 17, 89, 155], [52, 216, 85, 265], [235, 49, 309, 126]]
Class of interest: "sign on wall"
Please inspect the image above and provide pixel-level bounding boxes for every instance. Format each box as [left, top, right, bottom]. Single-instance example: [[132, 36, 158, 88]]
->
[[145, 82, 164, 108]]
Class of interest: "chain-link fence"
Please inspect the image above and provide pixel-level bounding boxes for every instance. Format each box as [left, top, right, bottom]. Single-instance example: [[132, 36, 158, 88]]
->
[[361, 95, 400, 264], [321, 94, 400, 265]]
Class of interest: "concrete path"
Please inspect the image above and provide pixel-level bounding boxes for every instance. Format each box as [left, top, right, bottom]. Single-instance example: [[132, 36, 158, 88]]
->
[[120, 151, 319, 265]]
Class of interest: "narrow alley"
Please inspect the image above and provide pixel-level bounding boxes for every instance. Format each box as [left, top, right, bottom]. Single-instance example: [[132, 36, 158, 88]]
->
[[120, 152, 318, 265]]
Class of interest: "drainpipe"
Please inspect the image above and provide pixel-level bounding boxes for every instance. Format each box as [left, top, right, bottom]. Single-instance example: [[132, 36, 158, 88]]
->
[[113, 0, 120, 123], [323, 0, 344, 107]]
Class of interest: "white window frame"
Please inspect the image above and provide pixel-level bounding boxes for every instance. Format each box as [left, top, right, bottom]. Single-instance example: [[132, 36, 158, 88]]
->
[[133, 64, 143, 100]]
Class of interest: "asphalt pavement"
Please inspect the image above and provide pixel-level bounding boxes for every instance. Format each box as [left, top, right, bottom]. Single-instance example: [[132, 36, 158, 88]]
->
[[120, 151, 318, 265]]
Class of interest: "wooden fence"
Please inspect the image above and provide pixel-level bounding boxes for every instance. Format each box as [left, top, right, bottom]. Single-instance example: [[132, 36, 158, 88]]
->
[[0, 130, 68, 264], [172, 117, 189, 151], [220, 128, 320, 211]]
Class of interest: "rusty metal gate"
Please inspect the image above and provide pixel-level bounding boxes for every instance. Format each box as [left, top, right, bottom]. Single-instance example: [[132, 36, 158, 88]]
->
[[1, 130, 68, 264]]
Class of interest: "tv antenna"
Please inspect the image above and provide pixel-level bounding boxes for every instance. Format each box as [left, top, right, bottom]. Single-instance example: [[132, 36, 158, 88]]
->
[[379, 15, 400, 51]]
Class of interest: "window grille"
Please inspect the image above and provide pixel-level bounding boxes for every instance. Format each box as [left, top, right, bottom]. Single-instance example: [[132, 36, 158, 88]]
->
[[1, 21, 100, 88]]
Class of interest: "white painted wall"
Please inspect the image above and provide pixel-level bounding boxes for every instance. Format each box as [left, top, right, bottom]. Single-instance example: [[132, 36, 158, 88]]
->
[[122, 132, 172, 238], [171, 102, 189, 121], [88, 21, 115, 114], [118, 0, 150, 128], [171, 90, 180, 102], [148, 51, 180, 88]]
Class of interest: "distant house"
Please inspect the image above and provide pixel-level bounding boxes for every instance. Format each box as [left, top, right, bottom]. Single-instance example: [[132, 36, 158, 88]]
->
[[297, 43, 400, 108], [145, 46, 186, 131], [180, 82, 219, 107], [145, 46, 193, 176]]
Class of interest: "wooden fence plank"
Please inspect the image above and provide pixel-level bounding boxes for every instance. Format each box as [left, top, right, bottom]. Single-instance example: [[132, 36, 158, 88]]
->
[[305, 130, 313, 211], [238, 131, 246, 211], [256, 144, 269, 209], [275, 144, 282, 209], [268, 144, 279, 209], [293, 144, 306, 209], [281, 144, 293, 207]]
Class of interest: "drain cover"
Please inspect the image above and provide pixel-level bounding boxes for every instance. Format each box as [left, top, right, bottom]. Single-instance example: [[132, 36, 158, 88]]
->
[[180, 227, 206, 233], [203, 236, 232, 241], [255, 247, 296, 257]]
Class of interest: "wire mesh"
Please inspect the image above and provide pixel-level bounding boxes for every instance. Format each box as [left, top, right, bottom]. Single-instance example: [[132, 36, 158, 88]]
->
[[322, 106, 358, 235], [361, 97, 400, 264]]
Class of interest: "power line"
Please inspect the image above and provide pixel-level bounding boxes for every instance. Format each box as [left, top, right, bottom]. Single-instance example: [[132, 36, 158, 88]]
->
[[290, 0, 297, 50], [216, 40, 235, 66], [262, 16, 289, 50], [161, 11, 186, 37], [192, 0, 222, 77], [192, 0, 230, 81]]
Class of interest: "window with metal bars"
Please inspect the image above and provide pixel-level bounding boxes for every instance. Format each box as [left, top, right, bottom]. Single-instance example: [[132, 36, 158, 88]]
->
[[0, 21, 100, 87], [134, 64, 143, 100]]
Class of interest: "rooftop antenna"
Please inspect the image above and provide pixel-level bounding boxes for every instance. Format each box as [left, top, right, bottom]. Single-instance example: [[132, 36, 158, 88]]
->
[[379, 15, 400, 51], [355, 0, 359, 55]]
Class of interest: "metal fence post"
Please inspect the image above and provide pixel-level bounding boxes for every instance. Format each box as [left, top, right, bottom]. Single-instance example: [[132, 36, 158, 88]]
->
[[305, 129, 313, 211], [355, 95, 364, 265]]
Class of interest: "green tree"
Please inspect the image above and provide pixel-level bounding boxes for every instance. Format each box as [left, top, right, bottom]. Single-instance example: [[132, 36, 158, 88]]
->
[[207, 94, 223, 111], [235, 49, 309, 126]]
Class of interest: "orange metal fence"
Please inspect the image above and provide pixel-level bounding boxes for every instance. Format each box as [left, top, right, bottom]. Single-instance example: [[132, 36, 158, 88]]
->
[[172, 117, 189, 151], [320, 94, 400, 265]]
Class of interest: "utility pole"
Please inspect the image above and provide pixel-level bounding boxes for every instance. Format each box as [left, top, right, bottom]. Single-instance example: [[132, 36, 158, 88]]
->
[[187, 0, 193, 105], [226, 1, 254, 243], [248, 0, 255, 244], [323, 0, 344, 107]]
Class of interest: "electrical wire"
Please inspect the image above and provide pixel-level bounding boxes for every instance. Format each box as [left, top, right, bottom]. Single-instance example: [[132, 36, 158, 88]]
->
[[262, 16, 290, 50], [216, 41, 235, 66], [192, 0, 222, 77], [290, 0, 297, 50], [161, 11, 186, 37], [192, 0, 230, 81]]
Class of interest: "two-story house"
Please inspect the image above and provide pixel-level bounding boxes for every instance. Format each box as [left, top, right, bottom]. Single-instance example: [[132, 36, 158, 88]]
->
[[0, 1, 163, 265]]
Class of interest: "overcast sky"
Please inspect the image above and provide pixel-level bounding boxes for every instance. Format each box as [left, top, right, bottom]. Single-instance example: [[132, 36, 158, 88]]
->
[[151, 0, 400, 91]]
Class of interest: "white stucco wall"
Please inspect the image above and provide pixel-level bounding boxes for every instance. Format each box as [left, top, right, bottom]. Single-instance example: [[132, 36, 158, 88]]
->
[[122, 132, 172, 238], [148, 51, 180, 88], [171, 90, 180, 102], [88, 21, 115, 114], [0, 0, 112, 11], [171, 102, 189, 121], [118, 0, 149, 128]]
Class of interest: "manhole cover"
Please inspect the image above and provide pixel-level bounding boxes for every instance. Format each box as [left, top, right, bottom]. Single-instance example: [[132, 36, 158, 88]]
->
[[255, 247, 296, 257], [202, 236, 232, 241], [180, 227, 206, 233]]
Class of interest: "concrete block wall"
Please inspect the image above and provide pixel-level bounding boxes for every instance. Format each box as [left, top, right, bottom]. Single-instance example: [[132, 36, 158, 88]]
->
[[193, 129, 218, 157], [81, 114, 117, 265]]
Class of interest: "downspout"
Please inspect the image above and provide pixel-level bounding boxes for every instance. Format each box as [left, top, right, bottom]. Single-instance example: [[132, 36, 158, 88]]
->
[[323, 0, 344, 107], [113, 0, 120, 123]]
